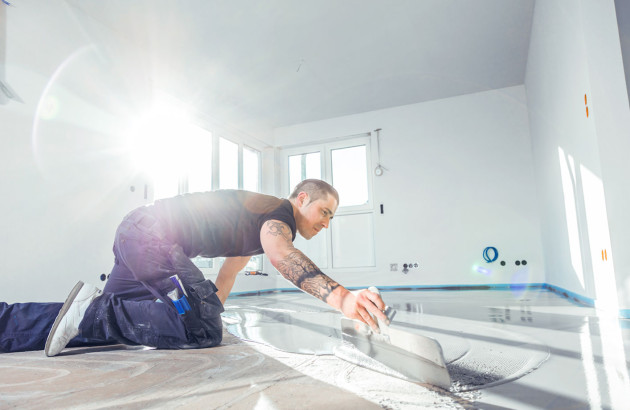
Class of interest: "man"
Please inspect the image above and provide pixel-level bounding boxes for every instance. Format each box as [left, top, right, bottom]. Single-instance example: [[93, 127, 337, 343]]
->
[[1, 179, 388, 355]]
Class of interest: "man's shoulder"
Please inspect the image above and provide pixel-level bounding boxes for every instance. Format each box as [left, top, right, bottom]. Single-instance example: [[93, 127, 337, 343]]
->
[[240, 191, 289, 214]]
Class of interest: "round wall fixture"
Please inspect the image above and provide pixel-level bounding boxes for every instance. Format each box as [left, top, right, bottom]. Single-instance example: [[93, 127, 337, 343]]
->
[[483, 247, 498, 263]]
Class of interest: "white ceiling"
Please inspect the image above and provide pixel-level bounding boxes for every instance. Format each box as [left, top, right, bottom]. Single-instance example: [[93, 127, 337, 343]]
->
[[66, 0, 535, 140]]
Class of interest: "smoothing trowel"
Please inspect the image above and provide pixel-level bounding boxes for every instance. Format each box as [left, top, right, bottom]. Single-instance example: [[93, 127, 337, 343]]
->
[[340, 287, 451, 389]]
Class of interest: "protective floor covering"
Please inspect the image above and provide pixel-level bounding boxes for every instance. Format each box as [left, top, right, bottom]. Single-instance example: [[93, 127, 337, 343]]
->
[[0, 330, 477, 409]]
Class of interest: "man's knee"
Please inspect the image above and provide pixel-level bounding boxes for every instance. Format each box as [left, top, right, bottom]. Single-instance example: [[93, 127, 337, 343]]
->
[[179, 279, 224, 348]]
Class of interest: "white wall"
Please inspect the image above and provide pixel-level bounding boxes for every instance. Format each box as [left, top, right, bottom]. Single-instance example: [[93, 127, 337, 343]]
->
[[0, 1, 273, 303], [0, 2, 150, 303], [525, 0, 630, 312], [11, 1, 630, 311], [273, 86, 544, 290], [0, 4, 7, 105]]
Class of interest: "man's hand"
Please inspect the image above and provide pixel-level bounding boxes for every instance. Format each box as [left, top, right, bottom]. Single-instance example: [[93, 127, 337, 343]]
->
[[260, 219, 388, 331], [340, 288, 389, 332]]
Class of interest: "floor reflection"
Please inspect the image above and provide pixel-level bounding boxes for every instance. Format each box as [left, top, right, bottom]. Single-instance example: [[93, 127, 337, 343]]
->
[[224, 288, 630, 408], [224, 290, 550, 392]]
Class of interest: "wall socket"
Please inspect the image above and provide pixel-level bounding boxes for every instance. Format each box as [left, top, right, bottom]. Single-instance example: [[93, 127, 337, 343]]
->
[[390, 262, 420, 272]]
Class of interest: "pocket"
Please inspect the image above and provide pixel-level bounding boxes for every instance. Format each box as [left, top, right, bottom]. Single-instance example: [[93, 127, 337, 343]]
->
[[188, 280, 217, 299], [188, 280, 224, 315]]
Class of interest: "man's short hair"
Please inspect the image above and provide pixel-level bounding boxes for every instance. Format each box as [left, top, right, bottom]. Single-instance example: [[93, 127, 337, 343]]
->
[[289, 179, 339, 204]]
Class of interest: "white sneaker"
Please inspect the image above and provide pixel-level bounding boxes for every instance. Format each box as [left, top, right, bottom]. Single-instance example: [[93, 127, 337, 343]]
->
[[45, 281, 102, 357]]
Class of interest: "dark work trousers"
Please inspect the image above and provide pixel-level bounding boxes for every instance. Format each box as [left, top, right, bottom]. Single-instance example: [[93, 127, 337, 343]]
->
[[1, 207, 224, 353]]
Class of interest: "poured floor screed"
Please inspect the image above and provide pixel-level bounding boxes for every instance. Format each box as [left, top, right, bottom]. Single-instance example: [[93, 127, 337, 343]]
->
[[225, 288, 630, 409], [224, 292, 550, 392], [0, 288, 628, 409]]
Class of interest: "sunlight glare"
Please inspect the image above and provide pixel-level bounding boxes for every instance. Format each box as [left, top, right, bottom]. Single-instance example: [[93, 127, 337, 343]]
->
[[558, 147, 585, 287], [126, 96, 212, 199], [580, 165, 618, 313]]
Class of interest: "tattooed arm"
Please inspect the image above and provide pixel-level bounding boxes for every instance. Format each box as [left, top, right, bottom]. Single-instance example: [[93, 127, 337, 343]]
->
[[260, 220, 387, 329]]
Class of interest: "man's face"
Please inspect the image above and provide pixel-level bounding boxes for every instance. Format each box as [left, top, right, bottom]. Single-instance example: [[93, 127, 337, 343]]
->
[[295, 193, 338, 240]]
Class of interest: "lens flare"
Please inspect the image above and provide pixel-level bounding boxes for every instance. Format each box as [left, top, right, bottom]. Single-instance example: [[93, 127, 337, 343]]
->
[[472, 265, 492, 276]]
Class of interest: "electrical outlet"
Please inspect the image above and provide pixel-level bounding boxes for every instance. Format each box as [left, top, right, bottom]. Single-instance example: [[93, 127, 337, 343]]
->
[[401, 262, 420, 273], [390, 263, 398, 272]]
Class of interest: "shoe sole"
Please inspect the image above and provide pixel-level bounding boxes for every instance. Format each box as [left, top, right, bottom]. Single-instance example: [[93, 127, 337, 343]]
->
[[45, 281, 85, 357]]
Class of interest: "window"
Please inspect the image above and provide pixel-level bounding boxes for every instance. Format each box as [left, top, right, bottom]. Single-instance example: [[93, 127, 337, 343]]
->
[[146, 132, 262, 273], [219, 137, 239, 190], [141, 124, 213, 200], [243, 146, 261, 192], [281, 135, 375, 271], [288, 152, 321, 193], [191, 256, 213, 269], [128, 97, 263, 275], [154, 175, 180, 201], [331, 145, 368, 207], [243, 146, 263, 270], [187, 132, 213, 194]]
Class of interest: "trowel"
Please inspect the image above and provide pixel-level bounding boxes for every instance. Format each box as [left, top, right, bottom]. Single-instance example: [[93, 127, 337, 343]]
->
[[340, 288, 451, 389]]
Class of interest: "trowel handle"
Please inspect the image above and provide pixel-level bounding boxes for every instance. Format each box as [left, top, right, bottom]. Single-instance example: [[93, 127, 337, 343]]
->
[[367, 287, 397, 323]]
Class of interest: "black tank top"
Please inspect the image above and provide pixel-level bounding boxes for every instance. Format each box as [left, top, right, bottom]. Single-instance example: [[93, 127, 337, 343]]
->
[[148, 190, 296, 258]]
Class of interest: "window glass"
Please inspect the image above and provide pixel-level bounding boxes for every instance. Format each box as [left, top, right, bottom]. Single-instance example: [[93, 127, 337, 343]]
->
[[219, 137, 239, 189], [150, 125, 212, 199], [246, 255, 263, 271], [331, 145, 368, 207], [288, 152, 321, 194], [153, 174, 180, 200], [191, 256, 213, 269], [243, 146, 260, 192], [187, 130, 213, 193]]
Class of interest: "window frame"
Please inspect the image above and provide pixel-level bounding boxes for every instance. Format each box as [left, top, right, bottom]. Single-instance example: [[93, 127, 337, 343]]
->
[[280, 134, 376, 274], [281, 135, 374, 214], [326, 137, 374, 215]]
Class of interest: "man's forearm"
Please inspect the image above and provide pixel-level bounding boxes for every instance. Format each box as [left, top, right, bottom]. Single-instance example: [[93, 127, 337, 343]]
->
[[275, 249, 350, 310], [215, 256, 251, 304]]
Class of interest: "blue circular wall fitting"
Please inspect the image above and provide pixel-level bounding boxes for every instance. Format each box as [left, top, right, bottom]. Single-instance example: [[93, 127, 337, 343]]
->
[[483, 247, 498, 263]]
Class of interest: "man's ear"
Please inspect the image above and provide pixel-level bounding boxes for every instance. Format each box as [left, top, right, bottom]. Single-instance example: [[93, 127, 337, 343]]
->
[[297, 191, 310, 207]]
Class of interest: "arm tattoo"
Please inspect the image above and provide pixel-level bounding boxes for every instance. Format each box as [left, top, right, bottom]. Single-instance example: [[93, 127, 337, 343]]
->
[[277, 251, 340, 303], [264, 220, 293, 244], [263, 220, 340, 302]]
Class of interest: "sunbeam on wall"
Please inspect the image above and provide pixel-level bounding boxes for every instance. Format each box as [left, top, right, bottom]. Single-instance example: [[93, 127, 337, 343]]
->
[[557, 145, 619, 315], [557, 147, 585, 289], [580, 165, 617, 313]]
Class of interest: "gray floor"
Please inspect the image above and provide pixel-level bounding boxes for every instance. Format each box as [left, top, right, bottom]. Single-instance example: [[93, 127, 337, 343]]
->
[[1, 288, 628, 409]]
